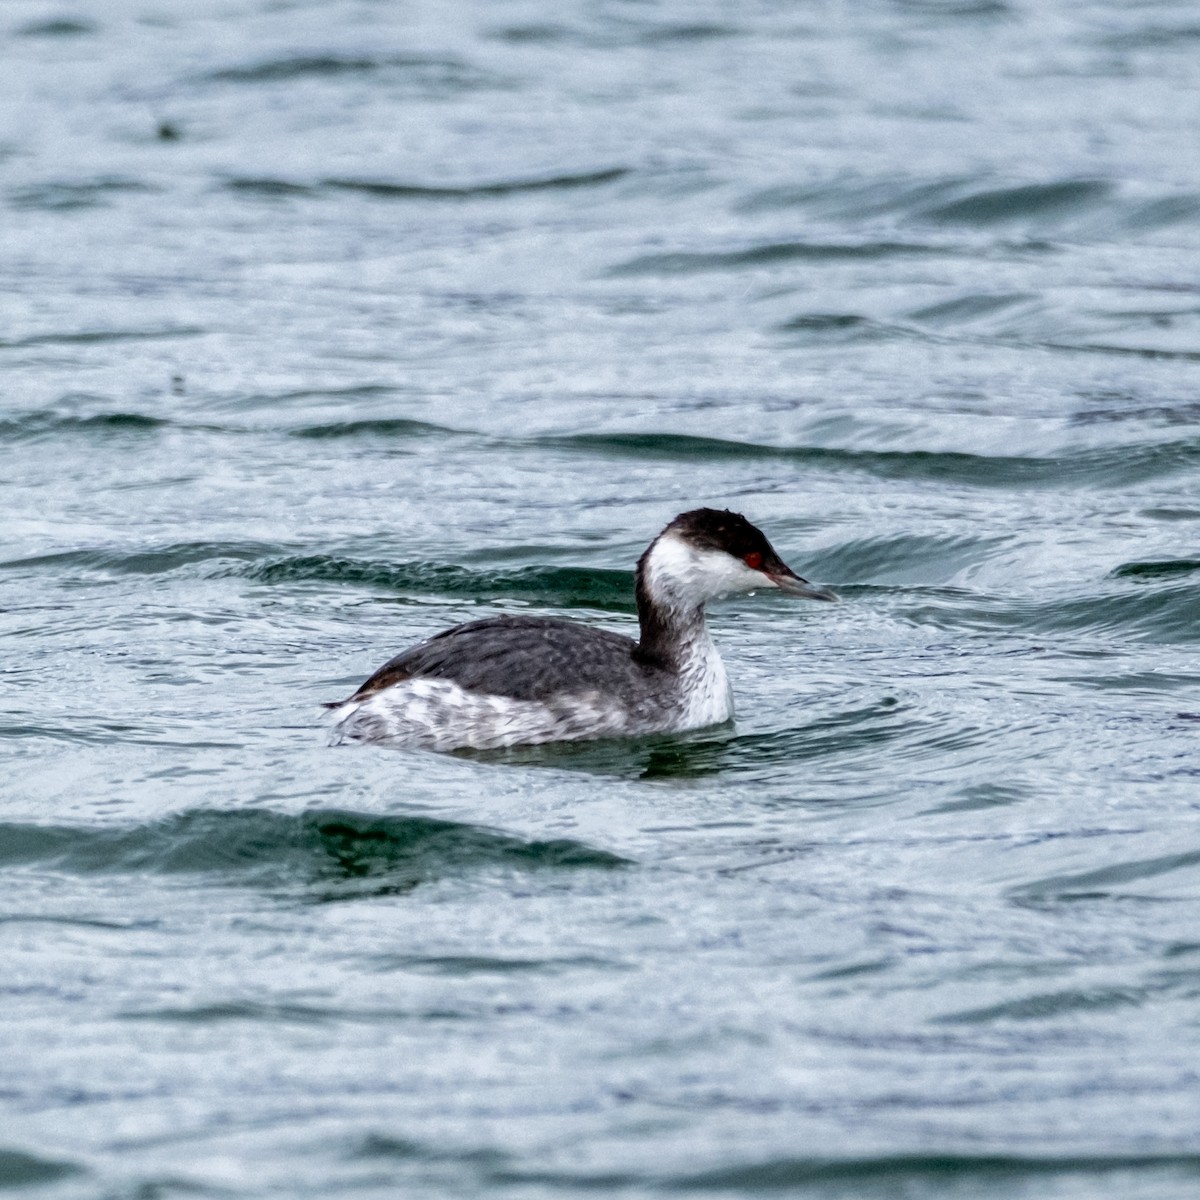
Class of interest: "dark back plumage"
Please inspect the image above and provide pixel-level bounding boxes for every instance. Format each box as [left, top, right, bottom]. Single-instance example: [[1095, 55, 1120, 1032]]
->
[[335, 614, 661, 706]]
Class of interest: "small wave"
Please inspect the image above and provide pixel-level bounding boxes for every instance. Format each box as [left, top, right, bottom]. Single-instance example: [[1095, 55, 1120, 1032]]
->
[[202, 53, 498, 91], [736, 174, 1103, 230], [637, 22, 739, 44], [0, 542, 637, 609], [540, 430, 1200, 489], [224, 177, 320, 199], [7, 178, 154, 211], [225, 168, 628, 202], [1117, 193, 1200, 232], [488, 18, 738, 49], [206, 54, 390, 81], [490, 23, 574, 45], [1073, 398, 1200, 429], [779, 312, 914, 344], [623, 700, 910, 781], [661, 1152, 1200, 1191], [246, 556, 634, 609], [1112, 560, 1200, 580], [324, 168, 628, 199], [939, 986, 1145, 1023], [895, 0, 1014, 16], [1040, 584, 1200, 643], [740, 172, 1198, 240], [923, 782, 1027, 816], [1142, 507, 1200, 522], [940, 954, 1200, 1024], [905, 291, 1037, 328], [0, 411, 169, 442], [0, 809, 627, 895], [807, 534, 1006, 587], [0, 1149, 82, 1188], [0, 913, 152, 930], [1037, 339, 1200, 363], [916, 179, 1111, 225], [1097, 22, 1200, 51], [1010, 848, 1200, 907], [119, 999, 466, 1025], [0, 540, 281, 577], [236, 383, 405, 407], [907, 580, 1200, 643], [290, 418, 458, 440], [739, 174, 977, 218], [780, 299, 1200, 356], [0, 327, 202, 350], [1052, 670, 1200, 695], [608, 240, 934, 275], [442, 1151, 1200, 1192], [366, 952, 625, 976], [18, 17, 97, 36]]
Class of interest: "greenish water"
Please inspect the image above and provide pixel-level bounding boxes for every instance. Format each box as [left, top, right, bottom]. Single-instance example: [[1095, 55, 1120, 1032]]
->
[[3, 0, 1200, 1196]]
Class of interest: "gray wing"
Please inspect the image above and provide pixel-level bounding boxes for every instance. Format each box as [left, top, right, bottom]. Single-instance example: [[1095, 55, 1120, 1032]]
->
[[336, 614, 650, 704]]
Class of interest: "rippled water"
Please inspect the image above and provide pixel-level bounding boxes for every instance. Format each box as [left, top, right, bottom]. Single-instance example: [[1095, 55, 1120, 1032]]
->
[[4, 1, 1200, 1196]]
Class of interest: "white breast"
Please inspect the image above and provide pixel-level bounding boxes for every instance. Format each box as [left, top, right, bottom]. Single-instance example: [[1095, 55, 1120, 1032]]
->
[[675, 633, 733, 730]]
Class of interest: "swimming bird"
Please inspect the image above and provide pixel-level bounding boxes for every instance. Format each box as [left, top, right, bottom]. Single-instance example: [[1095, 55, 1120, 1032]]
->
[[326, 508, 835, 750]]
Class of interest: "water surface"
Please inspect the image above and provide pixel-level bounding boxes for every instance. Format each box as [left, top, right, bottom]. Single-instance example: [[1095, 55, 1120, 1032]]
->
[[3, 1, 1200, 1196]]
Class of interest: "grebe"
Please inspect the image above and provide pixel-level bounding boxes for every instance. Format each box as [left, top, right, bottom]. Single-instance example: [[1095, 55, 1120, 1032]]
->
[[326, 508, 835, 751]]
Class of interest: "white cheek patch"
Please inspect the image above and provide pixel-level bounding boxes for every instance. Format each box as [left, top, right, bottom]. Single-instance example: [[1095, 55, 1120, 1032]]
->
[[695, 550, 762, 598], [645, 534, 768, 605]]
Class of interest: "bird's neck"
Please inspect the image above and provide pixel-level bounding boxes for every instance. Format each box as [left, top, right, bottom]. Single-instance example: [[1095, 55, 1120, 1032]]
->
[[633, 537, 712, 669]]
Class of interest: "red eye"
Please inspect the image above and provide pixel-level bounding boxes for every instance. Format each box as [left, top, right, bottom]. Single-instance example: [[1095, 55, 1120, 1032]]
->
[[744, 552, 763, 570]]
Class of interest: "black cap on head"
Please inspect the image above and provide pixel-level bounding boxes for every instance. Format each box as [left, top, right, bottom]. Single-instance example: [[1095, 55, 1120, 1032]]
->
[[662, 507, 837, 601], [665, 507, 778, 563]]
